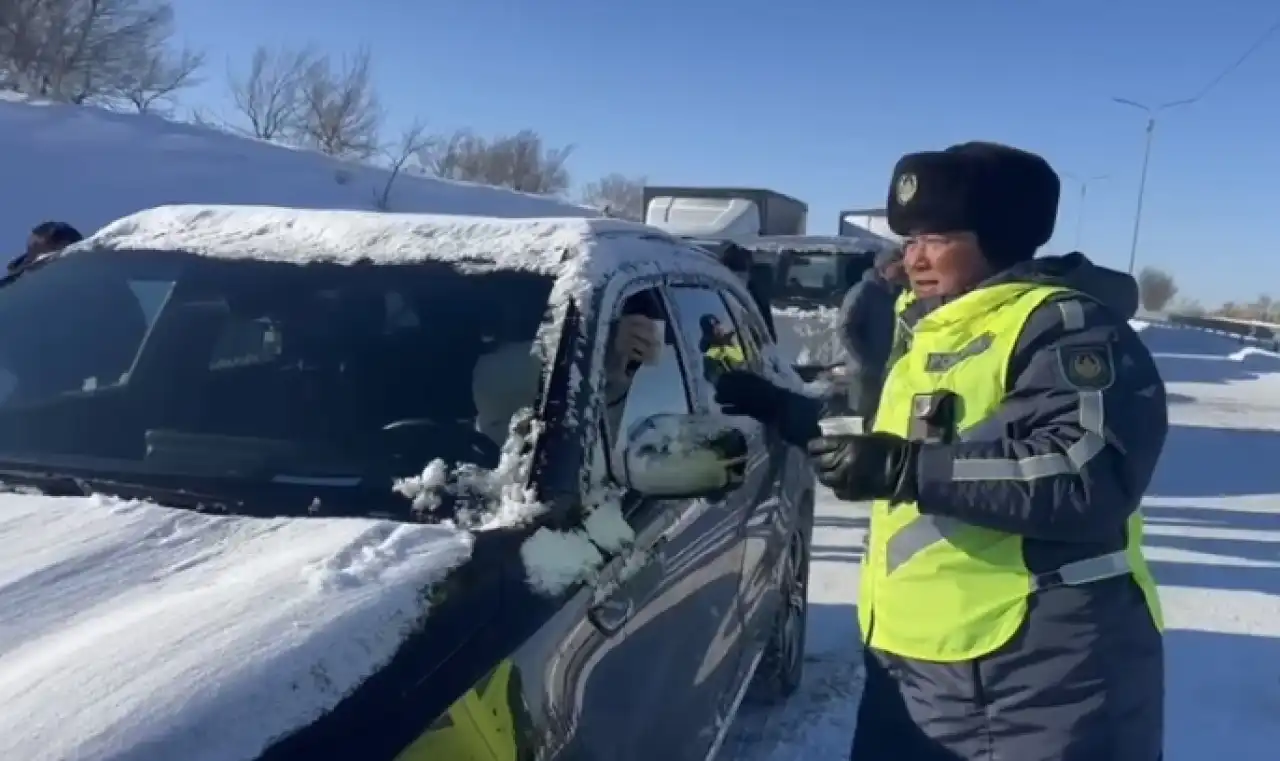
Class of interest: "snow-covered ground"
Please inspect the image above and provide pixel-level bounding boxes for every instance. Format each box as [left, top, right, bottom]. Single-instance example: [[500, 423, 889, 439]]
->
[[0, 93, 595, 253], [727, 319, 1280, 760]]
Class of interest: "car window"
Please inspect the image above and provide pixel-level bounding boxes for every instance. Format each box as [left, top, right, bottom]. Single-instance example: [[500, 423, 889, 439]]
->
[[667, 285, 751, 405], [604, 287, 691, 463]]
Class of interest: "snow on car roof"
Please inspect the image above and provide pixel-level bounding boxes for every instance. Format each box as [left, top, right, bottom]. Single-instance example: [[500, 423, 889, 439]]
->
[[76, 204, 737, 313], [82, 204, 648, 272]]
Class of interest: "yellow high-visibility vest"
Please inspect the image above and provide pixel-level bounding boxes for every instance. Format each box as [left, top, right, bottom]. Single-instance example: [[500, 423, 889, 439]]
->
[[860, 281, 1162, 661]]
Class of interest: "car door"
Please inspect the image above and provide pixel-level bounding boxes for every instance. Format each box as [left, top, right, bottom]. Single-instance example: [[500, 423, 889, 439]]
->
[[658, 282, 774, 726], [718, 287, 795, 668], [585, 279, 747, 761]]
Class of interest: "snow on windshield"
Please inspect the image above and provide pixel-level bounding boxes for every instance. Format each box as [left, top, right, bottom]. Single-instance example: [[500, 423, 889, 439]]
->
[[0, 491, 472, 761], [394, 410, 547, 530], [396, 410, 638, 596]]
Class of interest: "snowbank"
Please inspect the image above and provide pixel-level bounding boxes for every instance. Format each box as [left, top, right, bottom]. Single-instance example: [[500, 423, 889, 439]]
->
[[0, 492, 473, 761], [0, 93, 597, 254]]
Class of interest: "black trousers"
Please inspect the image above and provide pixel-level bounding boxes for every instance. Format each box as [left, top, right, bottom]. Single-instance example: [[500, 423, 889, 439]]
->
[[849, 646, 963, 761]]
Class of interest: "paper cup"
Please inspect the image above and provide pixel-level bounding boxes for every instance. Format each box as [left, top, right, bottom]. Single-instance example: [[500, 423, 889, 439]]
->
[[642, 319, 665, 366], [819, 416, 864, 436]]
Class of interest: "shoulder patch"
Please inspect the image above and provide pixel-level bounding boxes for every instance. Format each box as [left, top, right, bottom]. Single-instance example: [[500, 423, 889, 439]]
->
[[1057, 343, 1114, 390]]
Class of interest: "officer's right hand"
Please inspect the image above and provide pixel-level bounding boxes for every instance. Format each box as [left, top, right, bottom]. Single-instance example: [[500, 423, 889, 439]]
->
[[714, 370, 780, 421], [807, 432, 919, 502], [715, 370, 821, 449]]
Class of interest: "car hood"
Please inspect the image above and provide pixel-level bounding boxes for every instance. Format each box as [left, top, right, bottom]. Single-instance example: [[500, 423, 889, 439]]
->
[[0, 491, 473, 761]]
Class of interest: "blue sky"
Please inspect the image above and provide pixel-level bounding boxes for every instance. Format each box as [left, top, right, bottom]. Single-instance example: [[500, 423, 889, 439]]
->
[[171, 0, 1278, 306]]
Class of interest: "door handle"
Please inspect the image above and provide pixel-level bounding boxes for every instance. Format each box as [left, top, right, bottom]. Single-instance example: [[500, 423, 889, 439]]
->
[[588, 597, 634, 637]]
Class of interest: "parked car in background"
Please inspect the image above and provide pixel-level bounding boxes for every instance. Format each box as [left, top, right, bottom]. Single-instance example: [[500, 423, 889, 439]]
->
[[0, 206, 816, 761]]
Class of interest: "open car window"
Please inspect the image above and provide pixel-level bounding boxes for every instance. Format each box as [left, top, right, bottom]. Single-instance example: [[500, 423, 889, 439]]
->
[[0, 249, 555, 480]]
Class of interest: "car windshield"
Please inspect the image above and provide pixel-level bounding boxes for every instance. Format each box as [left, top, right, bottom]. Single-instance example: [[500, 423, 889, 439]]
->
[[773, 251, 867, 308], [0, 249, 555, 488]]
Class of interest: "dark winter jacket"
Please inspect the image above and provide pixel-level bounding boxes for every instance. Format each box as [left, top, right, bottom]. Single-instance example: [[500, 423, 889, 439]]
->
[[835, 260, 901, 416], [852, 253, 1166, 761]]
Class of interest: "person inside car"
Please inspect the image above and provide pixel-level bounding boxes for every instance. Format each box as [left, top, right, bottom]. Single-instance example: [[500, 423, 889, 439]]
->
[[472, 289, 661, 450], [9, 221, 83, 272], [603, 291, 662, 445]]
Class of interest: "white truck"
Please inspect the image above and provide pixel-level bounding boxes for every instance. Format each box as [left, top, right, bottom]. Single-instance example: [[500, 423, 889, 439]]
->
[[643, 186, 808, 238]]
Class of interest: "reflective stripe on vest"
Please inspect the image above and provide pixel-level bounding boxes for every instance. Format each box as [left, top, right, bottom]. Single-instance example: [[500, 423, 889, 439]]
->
[[859, 281, 1163, 662]]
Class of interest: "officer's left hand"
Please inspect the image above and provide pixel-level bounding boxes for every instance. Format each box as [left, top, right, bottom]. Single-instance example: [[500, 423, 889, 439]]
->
[[806, 432, 919, 502]]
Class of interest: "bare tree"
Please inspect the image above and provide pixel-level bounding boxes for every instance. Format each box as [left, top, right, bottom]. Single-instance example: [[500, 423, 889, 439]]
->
[[225, 45, 315, 140], [294, 47, 381, 159], [0, 0, 199, 107], [581, 173, 646, 220], [116, 44, 202, 113], [426, 128, 572, 195], [425, 128, 490, 183], [374, 119, 432, 211], [1137, 267, 1178, 312]]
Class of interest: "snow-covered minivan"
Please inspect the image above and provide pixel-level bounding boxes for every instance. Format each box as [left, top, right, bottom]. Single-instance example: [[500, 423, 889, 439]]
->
[[0, 206, 816, 761]]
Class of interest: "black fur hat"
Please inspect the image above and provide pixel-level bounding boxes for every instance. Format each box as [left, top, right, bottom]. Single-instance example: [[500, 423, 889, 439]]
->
[[886, 142, 1060, 265]]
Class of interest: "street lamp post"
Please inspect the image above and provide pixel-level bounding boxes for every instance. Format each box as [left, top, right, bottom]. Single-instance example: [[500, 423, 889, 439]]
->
[[1062, 172, 1108, 250], [1112, 96, 1197, 274]]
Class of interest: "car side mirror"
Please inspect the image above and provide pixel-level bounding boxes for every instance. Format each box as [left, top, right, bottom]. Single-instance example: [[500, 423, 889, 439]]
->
[[619, 413, 750, 499]]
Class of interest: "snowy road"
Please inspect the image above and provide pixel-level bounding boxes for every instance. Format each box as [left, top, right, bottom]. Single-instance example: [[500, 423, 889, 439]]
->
[[727, 321, 1280, 761], [724, 491, 868, 760]]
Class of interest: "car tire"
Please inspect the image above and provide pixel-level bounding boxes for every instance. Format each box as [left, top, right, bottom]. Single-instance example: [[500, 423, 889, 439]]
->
[[748, 495, 814, 704]]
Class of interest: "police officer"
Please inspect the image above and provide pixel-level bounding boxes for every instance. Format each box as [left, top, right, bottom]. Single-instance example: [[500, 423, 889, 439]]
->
[[715, 142, 1167, 761]]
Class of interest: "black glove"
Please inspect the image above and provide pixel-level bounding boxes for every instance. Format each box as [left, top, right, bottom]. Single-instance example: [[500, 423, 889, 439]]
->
[[806, 432, 919, 502], [714, 370, 821, 449]]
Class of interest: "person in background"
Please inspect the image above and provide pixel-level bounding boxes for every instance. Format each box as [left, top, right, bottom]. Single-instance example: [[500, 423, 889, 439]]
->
[[9, 221, 83, 272], [836, 246, 905, 424], [719, 241, 776, 338], [715, 141, 1167, 761], [697, 313, 746, 383]]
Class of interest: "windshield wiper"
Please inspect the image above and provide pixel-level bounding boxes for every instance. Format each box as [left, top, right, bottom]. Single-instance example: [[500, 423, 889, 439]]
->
[[0, 466, 243, 513]]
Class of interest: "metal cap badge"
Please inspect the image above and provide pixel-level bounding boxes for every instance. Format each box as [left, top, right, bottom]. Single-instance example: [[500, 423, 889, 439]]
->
[[895, 173, 918, 205]]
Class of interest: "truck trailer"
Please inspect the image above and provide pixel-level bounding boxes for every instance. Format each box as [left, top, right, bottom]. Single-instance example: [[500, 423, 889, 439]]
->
[[838, 208, 901, 243], [643, 186, 808, 238]]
